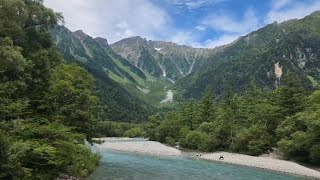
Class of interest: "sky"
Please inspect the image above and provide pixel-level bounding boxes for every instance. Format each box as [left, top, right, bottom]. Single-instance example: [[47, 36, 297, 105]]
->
[[44, 0, 320, 48]]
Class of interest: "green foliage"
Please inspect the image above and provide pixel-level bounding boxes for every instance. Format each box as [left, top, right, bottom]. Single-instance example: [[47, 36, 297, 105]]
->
[[51, 26, 152, 123], [233, 125, 272, 155], [177, 12, 320, 99], [0, 0, 101, 179], [47, 64, 98, 137], [180, 131, 215, 151], [0, 132, 28, 179], [144, 114, 162, 140], [277, 90, 320, 164], [95, 121, 144, 138], [146, 83, 319, 165], [6, 121, 101, 179], [0, 37, 29, 121], [124, 127, 145, 138]]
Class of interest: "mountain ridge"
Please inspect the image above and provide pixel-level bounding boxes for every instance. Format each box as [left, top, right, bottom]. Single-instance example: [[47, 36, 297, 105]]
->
[[177, 11, 320, 99], [51, 11, 320, 108], [51, 26, 151, 122], [110, 36, 217, 81]]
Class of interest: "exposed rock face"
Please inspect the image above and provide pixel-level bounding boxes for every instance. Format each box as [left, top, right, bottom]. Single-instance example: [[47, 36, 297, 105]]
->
[[73, 30, 89, 41], [274, 62, 283, 79], [275, 62, 283, 87], [95, 37, 110, 47], [160, 90, 173, 103], [111, 37, 217, 81], [111, 36, 163, 77]]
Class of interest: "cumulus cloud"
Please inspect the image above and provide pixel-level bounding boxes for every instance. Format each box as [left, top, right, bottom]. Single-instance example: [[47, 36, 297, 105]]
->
[[167, 32, 197, 46], [44, 0, 320, 49], [45, 0, 171, 43], [267, 0, 320, 23], [271, 0, 293, 10], [197, 34, 240, 48], [202, 8, 260, 34], [196, 8, 260, 48]]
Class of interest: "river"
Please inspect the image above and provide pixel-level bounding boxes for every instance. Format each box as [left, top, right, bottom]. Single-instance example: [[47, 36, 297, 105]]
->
[[88, 149, 302, 180]]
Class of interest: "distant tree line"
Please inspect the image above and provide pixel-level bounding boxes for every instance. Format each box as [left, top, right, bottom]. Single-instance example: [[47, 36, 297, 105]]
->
[[145, 75, 320, 165]]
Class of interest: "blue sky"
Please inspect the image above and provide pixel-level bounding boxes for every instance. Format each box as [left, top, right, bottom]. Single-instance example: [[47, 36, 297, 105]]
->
[[45, 0, 320, 48]]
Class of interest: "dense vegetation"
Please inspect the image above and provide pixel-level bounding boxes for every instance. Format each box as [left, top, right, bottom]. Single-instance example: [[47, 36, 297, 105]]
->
[[1, 0, 320, 178], [95, 121, 145, 138], [178, 11, 320, 99], [51, 26, 152, 123], [146, 76, 320, 165], [0, 0, 100, 179]]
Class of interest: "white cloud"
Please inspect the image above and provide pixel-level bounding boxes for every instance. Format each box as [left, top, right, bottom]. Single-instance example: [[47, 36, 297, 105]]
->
[[193, 34, 240, 48], [164, 0, 228, 11], [185, 0, 211, 10], [271, 0, 293, 10], [202, 8, 260, 34], [43, 0, 320, 50], [203, 34, 240, 48], [167, 32, 195, 46], [267, 0, 320, 23], [194, 8, 259, 48], [45, 0, 171, 43], [195, 26, 207, 31]]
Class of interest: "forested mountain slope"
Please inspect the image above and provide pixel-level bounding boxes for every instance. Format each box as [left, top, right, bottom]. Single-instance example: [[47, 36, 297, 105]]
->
[[177, 11, 320, 99], [51, 26, 151, 122]]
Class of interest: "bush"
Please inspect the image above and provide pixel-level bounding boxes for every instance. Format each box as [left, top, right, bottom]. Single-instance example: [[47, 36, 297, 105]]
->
[[277, 131, 310, 161], [310, 144, 320, 164], [123, 127, 145, 138], [181, 131, 213, 151], [165, 137, 176, 146], [233, 125, 272, 155]]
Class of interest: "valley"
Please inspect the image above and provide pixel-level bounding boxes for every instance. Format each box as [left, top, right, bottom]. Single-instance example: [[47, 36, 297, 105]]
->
[[1, 0, 320, 179], [52, 11, 320, 113], [51, 26, 217, 113]]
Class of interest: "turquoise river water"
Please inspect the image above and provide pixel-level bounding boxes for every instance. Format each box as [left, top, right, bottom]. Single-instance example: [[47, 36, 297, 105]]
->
[[88, 148, 304, 180]]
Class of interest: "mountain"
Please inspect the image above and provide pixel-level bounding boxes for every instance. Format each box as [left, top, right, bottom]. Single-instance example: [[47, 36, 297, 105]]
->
[[51, 11, 320, 110], [51, 26, 151, 122], [51, 27, 218, 109], [111, 37, 216, 82], [177, 11, 320, 99]]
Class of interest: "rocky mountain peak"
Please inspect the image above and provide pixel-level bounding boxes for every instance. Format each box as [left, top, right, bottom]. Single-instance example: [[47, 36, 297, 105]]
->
[[73, 30, 89, 41], [95, 37, 110, 47]]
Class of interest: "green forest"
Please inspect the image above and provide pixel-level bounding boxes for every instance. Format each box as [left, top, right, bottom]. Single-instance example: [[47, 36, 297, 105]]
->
[[0, 0, 100, 179], [1, 0, 320, 179], [95, 75, 320, 166], [145, 78, 320, 164]]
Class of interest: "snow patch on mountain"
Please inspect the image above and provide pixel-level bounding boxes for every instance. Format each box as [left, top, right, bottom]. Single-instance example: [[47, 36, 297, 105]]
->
[[155, 47, 163, 51]]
